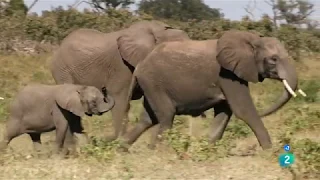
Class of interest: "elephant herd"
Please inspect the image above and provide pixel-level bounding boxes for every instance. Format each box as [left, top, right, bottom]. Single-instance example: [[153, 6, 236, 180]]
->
[[0, 20, 307, 155]]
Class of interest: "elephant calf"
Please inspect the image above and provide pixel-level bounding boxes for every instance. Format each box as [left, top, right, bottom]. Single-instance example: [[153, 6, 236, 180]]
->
[[0, 84, 115, 154]]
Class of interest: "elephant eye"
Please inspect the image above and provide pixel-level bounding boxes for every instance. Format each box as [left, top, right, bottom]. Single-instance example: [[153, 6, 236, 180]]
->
[[271, 55, 279, 62], [267, 55, 278, 65]]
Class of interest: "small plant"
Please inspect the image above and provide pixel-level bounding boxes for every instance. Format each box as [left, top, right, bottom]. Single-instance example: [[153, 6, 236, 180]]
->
[[225, 118, 252, 138], [292, 139, 320, 178], [275, 100, 320, 179], [189, 136, 232, 162], [164, 115, 236, 162], [164, 128, 191, 158], [293, 79, 320, 103], [80, 136, 121, 161], [284, 106, 320, 132]]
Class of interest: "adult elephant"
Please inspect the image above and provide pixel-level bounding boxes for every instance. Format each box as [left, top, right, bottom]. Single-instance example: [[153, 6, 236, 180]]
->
[[50, 20, 190, 141], [118, 30, 306, 151]]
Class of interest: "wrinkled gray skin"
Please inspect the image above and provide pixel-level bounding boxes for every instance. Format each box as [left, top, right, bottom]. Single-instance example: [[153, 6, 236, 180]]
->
[[119, 30, 299, 151], [0, 84, 115, 154], [50, 20, 191, 142]]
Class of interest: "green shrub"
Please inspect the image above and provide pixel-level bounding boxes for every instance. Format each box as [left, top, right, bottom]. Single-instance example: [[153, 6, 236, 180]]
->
[[1, 6, 320, 60], [293, 79, 320, 103], [80, 136, 121, 161]]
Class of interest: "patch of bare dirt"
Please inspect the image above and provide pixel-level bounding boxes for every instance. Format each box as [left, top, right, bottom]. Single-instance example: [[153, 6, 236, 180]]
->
[[0, 123, 295, 180]]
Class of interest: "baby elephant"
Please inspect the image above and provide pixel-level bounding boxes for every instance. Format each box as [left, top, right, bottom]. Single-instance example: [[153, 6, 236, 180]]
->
[[0, 84, 115, 154]]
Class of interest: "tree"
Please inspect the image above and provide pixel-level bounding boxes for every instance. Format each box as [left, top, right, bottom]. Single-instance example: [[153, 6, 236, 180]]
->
[[4, 0, 28, 16], [88, 0, 135, 12], [265, 0, 315, 27], [137, 0, 224, 21], [27, 0, 40, 12]]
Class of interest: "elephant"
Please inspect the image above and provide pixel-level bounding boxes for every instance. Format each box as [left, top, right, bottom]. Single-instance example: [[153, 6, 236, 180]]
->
[[118, 30, 306, 151], [0, 84, 115, 154], [49, 20, 192, 142]]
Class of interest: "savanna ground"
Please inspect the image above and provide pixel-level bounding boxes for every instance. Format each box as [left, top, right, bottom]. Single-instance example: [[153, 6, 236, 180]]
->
[[0, 53, 319, 180]]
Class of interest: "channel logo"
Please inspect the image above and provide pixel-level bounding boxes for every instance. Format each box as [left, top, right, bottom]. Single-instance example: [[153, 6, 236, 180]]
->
[[278, 144, 295, 167]]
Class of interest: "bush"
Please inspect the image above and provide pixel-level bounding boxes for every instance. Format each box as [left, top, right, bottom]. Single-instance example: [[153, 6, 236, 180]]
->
[[1, 6, 320, 59]]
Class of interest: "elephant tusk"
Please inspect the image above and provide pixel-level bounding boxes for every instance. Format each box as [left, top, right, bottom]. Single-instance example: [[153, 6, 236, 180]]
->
[[298, 89, 307, 97], [0, 97, 4, 100], [282, 80, 297, 97]]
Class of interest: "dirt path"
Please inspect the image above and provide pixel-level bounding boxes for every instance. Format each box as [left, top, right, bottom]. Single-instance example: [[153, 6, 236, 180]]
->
[[0, 123, 294, 180]]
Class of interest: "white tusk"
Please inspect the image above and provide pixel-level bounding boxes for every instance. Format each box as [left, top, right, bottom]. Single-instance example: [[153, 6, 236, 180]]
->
[[282, 80, 297, 97], [298, 89, 307, 97], [0, 97, 4, 100]]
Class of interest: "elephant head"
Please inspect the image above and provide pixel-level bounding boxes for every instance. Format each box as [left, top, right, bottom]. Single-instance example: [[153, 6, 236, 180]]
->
[[117, 20, 190, 68], [55, 85, 115, 117], [216, 30, 305, 116]]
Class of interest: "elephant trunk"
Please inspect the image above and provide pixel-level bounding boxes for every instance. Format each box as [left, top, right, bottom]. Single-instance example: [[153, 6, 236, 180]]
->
[[259, 60, 298, 117], [103, 95, 115, 113]]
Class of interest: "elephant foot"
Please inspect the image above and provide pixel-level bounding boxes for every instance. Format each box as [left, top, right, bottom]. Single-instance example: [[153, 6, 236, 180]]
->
[[261, 143, 272, 150], [63, 149, 79, 159], [49, 147, 70, 159], [208, 130, 224, 144], [208, 136, 222, 145], [104, 134, 118, 142], [117, 139, 131, 153], [74, 133, 90, 145]]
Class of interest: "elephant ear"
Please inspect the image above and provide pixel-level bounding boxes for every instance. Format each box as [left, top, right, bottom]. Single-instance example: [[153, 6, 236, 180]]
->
[[55, 85, 85, 117], [117, 29, 156, 67], [216, 30, 262, 83]]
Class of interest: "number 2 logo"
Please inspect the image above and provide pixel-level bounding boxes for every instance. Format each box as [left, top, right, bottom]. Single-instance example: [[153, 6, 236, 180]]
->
[[284, 155, 290, 164]]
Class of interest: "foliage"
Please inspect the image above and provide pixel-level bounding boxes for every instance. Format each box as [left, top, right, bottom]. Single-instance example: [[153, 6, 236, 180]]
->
[[275, 0, 315, 26], [0, 5, 319, 60], [293, 139, 320, 177], [293, 79, 320, 103], [138, 0, 223, 21], [2, 0, 27, 17], [80, 136, 121, 161], [89, 0, 135, 12]]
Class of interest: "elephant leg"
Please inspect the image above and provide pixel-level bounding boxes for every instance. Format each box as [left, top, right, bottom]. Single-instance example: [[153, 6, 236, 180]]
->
[[53, 121, 68, 154], [28, 133, 42, 153], [119, 98, 158, 150], [208, 100, 233, 143], [105, 93, 130, 142], [152, 114, 175, 149], [69, 117, 89, 146], [142, 92, 175, 149], [148, 124, 160, 149], [63, 127, 77, 156], [0, 118, 23, 151], [219, 77, 272, 150]]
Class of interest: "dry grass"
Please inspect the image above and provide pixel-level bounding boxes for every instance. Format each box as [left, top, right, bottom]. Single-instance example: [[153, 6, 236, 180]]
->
[[0, 53, 319, 180]]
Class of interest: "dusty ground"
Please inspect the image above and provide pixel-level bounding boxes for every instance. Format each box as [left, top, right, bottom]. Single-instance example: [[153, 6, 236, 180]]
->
[[0, 122, 295, 180], [0, 54, 319, 180]]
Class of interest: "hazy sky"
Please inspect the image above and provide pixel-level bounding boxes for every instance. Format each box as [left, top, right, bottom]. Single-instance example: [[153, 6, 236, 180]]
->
[[23, 0, 320, 21]]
